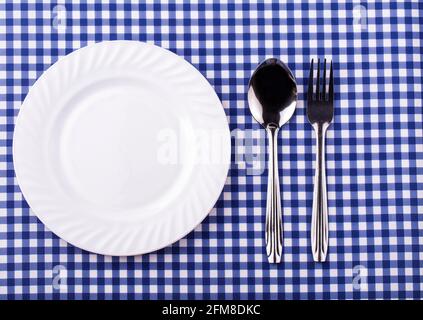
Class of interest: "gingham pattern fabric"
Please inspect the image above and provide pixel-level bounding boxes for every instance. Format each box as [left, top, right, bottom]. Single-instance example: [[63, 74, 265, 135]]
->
[[0, 1, 422, 300]]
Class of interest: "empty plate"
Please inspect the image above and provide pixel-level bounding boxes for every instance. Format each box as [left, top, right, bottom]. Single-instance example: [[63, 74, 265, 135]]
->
[[13, 41, 230, 256]]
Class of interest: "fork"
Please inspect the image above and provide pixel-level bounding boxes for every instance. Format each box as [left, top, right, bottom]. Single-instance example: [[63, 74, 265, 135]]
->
[[307, 58, 334, 262]]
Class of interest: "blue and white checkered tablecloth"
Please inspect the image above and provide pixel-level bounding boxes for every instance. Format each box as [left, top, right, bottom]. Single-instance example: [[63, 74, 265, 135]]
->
[[0, 1, 422, 300]]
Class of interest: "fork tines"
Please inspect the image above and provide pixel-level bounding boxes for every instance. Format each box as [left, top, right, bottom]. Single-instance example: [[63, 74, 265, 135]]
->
[[308, 58, 333, 102], [307, 58, 334, 124]]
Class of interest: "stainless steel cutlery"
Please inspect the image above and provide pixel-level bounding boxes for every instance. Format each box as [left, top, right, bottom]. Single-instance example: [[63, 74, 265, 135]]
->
[[306, 58, 334, 262], [248, 58, 297, 263], [248, 58, 334, 263]]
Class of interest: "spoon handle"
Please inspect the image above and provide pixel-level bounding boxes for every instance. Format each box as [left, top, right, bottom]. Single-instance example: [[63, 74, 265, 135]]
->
[[311, 123, 329, 262], [265, 125, 283, 263]]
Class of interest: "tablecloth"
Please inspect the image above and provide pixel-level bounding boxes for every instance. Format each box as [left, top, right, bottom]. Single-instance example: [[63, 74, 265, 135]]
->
[[0, 0, 422, 299]]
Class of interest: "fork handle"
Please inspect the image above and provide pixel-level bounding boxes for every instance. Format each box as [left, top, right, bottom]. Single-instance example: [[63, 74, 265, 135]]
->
[[311, 123, 329, 262], [265, 125, 282, 263]]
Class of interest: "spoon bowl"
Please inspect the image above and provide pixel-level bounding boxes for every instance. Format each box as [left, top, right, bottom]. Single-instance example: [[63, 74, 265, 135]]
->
[[248, 58, 297, 129]]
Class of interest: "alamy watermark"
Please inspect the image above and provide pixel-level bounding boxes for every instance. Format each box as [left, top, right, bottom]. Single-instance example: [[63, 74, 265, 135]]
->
[[352, 265, 368, 290], [52, 3, 67, 32], [352, 4, 367, 31], [52, 264, 67, 292], [156, 126, 266, 175]]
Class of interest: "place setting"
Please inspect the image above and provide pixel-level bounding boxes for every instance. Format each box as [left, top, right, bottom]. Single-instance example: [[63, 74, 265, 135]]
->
[[13, 40, 334, 263], [2, 0, 422, 303]]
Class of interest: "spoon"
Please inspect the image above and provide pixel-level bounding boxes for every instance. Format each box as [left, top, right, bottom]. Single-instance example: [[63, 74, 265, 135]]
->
[[248, 58, 297, 263]]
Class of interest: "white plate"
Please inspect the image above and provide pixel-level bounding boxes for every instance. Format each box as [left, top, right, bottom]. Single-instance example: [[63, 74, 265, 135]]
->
[[13, 41, 230, 256]]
